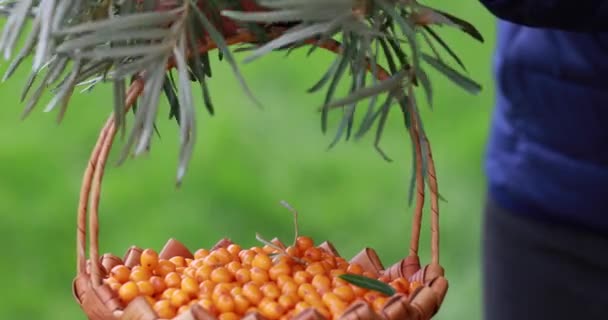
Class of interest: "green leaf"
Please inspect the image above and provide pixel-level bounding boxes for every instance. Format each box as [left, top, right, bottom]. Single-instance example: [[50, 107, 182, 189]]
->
[[422, 53, 482, 95], [339, 274, 396, 296]]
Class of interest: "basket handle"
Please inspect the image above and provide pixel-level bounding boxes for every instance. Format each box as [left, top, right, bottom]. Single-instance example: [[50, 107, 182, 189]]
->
[[74, 31, 442, 288]]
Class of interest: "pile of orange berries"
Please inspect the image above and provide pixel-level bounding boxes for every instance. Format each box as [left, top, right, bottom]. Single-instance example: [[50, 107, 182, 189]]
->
[[104, 236, 421, 320]]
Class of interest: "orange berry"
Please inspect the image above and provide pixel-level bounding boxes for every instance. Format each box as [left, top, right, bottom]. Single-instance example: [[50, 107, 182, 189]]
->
[[195, 265, 213, 282], [322, 292, 348, 315], [199, 280, 215, 297], [239, 250, 256, 266], [296, 236, 314, 251], [278, 294, 298, 309], [281, 280, 298, 296], [242, 282, 263, 305], [332, 285, 355, 303], [149, 276, 166, 295], [194, 249, 210, 260], [259, 300, 284, 320], [203, 254, 222, 267], [212, 283, 234, 300], [312, 274, 331, 291], [118, 281, 139, 303], [235, 268, 251, 284], [226, 261, 241, 275], [161, 288, 178, 300], [305, 262, 326, 276], [294, 301, 311, 314], [390, 278, 410, 294], [276, 274, 292, 288], [303, 247, 323, 262], [214, 248, 233, 265], [410, 280, 423, 292], [183, 267, 196, 279], [372, 297, 388, 312], [293, 271, 313, 285], [154, 300, 176, 318], [137, 280, 155, 297], [252, 253, 273, 270], [233, 294, 251, 314], [261, 283, 281, 300], [198, 298, 214, 312], [170, 289, 191, 308], [211, 267, 234, 283], [108, 281, 121, 292], [351, 284, 367, 297], [181, 276, 199, 297], [268, 263, 291, 281], [169, 256, 186, 268], [140, 249, 159, 270], [298, 283, 321, 302], [219, 312, 240, 320], [250, 267, 269, 285], [164, 272, 181, 288], [155, 260, 176, 277], [215, 294, 236, 313], [130, 267, 152, 282], [362, 271, 376, 278], [285, 246, 301, 258], [347, 264, 364, 275], [230, 286, 243, 297], [144, 295, 156, 306], [227, 244, 242, 258], [110, 265, 131, 284]]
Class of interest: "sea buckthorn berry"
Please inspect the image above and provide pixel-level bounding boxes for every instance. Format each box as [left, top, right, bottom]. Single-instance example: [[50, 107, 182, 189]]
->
[[219, 312, 240, 320], [195, 265, 213, 282], [372, 297, 388, 312], [298, 283, 321, 302], [347, 263, 364, 275], [281, 280, 298, 296], [149, 276, 166, 295], [390, 278, 410, 293], [137, 280, 155, 297], [164, 272, 181, 288], [234, 294, 251, 314], [312, 304, 331, 319], [144, 295, 155, 307], [130, 267, 152, 282], [312, 274, 331, 293], [321, 260, 334, 272], [183, 267, 196, 279], [155, 259, 176, 277], [242, 282, 263, 305], [332, 285, 355, 303], [203, 254, 222, 267], [294, 301, 311, 315], [278, 294, 298, 309], [161, 288, 178, 300], [239, 250, 255, 266], [268, 263, 291, 281], [170, 289, 191, 308], [330, 269, 346, 278], [176, 267, 186, 274], [198, 280, 215, 297], [296, 236, 314, 251], [323, 292, 348, 316], [332, 276, 348, 288], [169, 256, 186, 268], [140, 249, 159, 270], [362, 271, 376, 278], [351, 284, 367, 297], [234, 268, 251, 284], [276, 274, 291, 288], [194, 249, 210, 260], [364, 291, 382, 304], [303, 247, 323, 262], [211, 267, 234, 283], [250, 267, 269, 285], [213, 283, 234, 300], [305, 262, 326, 276], [108, 281, 121, 292], [118, 281, 139, 303], [190, 259, 204, 269], [293, 271, 313, 285], [215, 294, 236, 313], [261, 283, 281, 300], [226, 261, 241, 275], [181, 276, 199, 297], [259, 299, 284, 320], [227, 244, 242, 257], [285, 246, 301, 258], [178, 305, 190, 315], [214, 248, 233, 265], [336, 258, 349, 269], [198, 298, 214, 312], [252, 253, 273, 270], [110, 265, 131, 284], [410, 280, 423, 292], [154, 300, 176, 319]]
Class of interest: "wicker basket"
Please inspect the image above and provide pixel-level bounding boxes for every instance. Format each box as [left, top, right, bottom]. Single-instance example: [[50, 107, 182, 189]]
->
[[71, 114, 448, 320]]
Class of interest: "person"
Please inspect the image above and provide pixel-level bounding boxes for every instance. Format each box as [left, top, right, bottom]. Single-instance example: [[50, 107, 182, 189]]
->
[[477, 1, 608, 319]]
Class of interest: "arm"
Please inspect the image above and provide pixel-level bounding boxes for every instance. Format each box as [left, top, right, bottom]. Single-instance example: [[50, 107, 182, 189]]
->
[[479, 0, 608, 32]]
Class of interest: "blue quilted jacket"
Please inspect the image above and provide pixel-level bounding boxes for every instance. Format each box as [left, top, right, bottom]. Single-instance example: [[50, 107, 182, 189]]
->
[[479, 1, 608, 232]]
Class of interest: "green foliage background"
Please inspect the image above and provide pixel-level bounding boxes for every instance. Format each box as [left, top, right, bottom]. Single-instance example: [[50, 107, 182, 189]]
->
[[0, 1, 496, 319]]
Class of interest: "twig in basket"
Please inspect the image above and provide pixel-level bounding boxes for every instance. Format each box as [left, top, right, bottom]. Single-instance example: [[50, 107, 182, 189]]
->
[[279, 200, 299, 248]]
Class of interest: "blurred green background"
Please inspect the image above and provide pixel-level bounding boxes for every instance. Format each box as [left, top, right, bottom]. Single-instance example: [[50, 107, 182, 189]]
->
[[0, 1, 496, 319]]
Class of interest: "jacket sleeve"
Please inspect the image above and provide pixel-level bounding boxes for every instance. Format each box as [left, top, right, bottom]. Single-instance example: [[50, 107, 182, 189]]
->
[[479, 0, 608, 32]]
